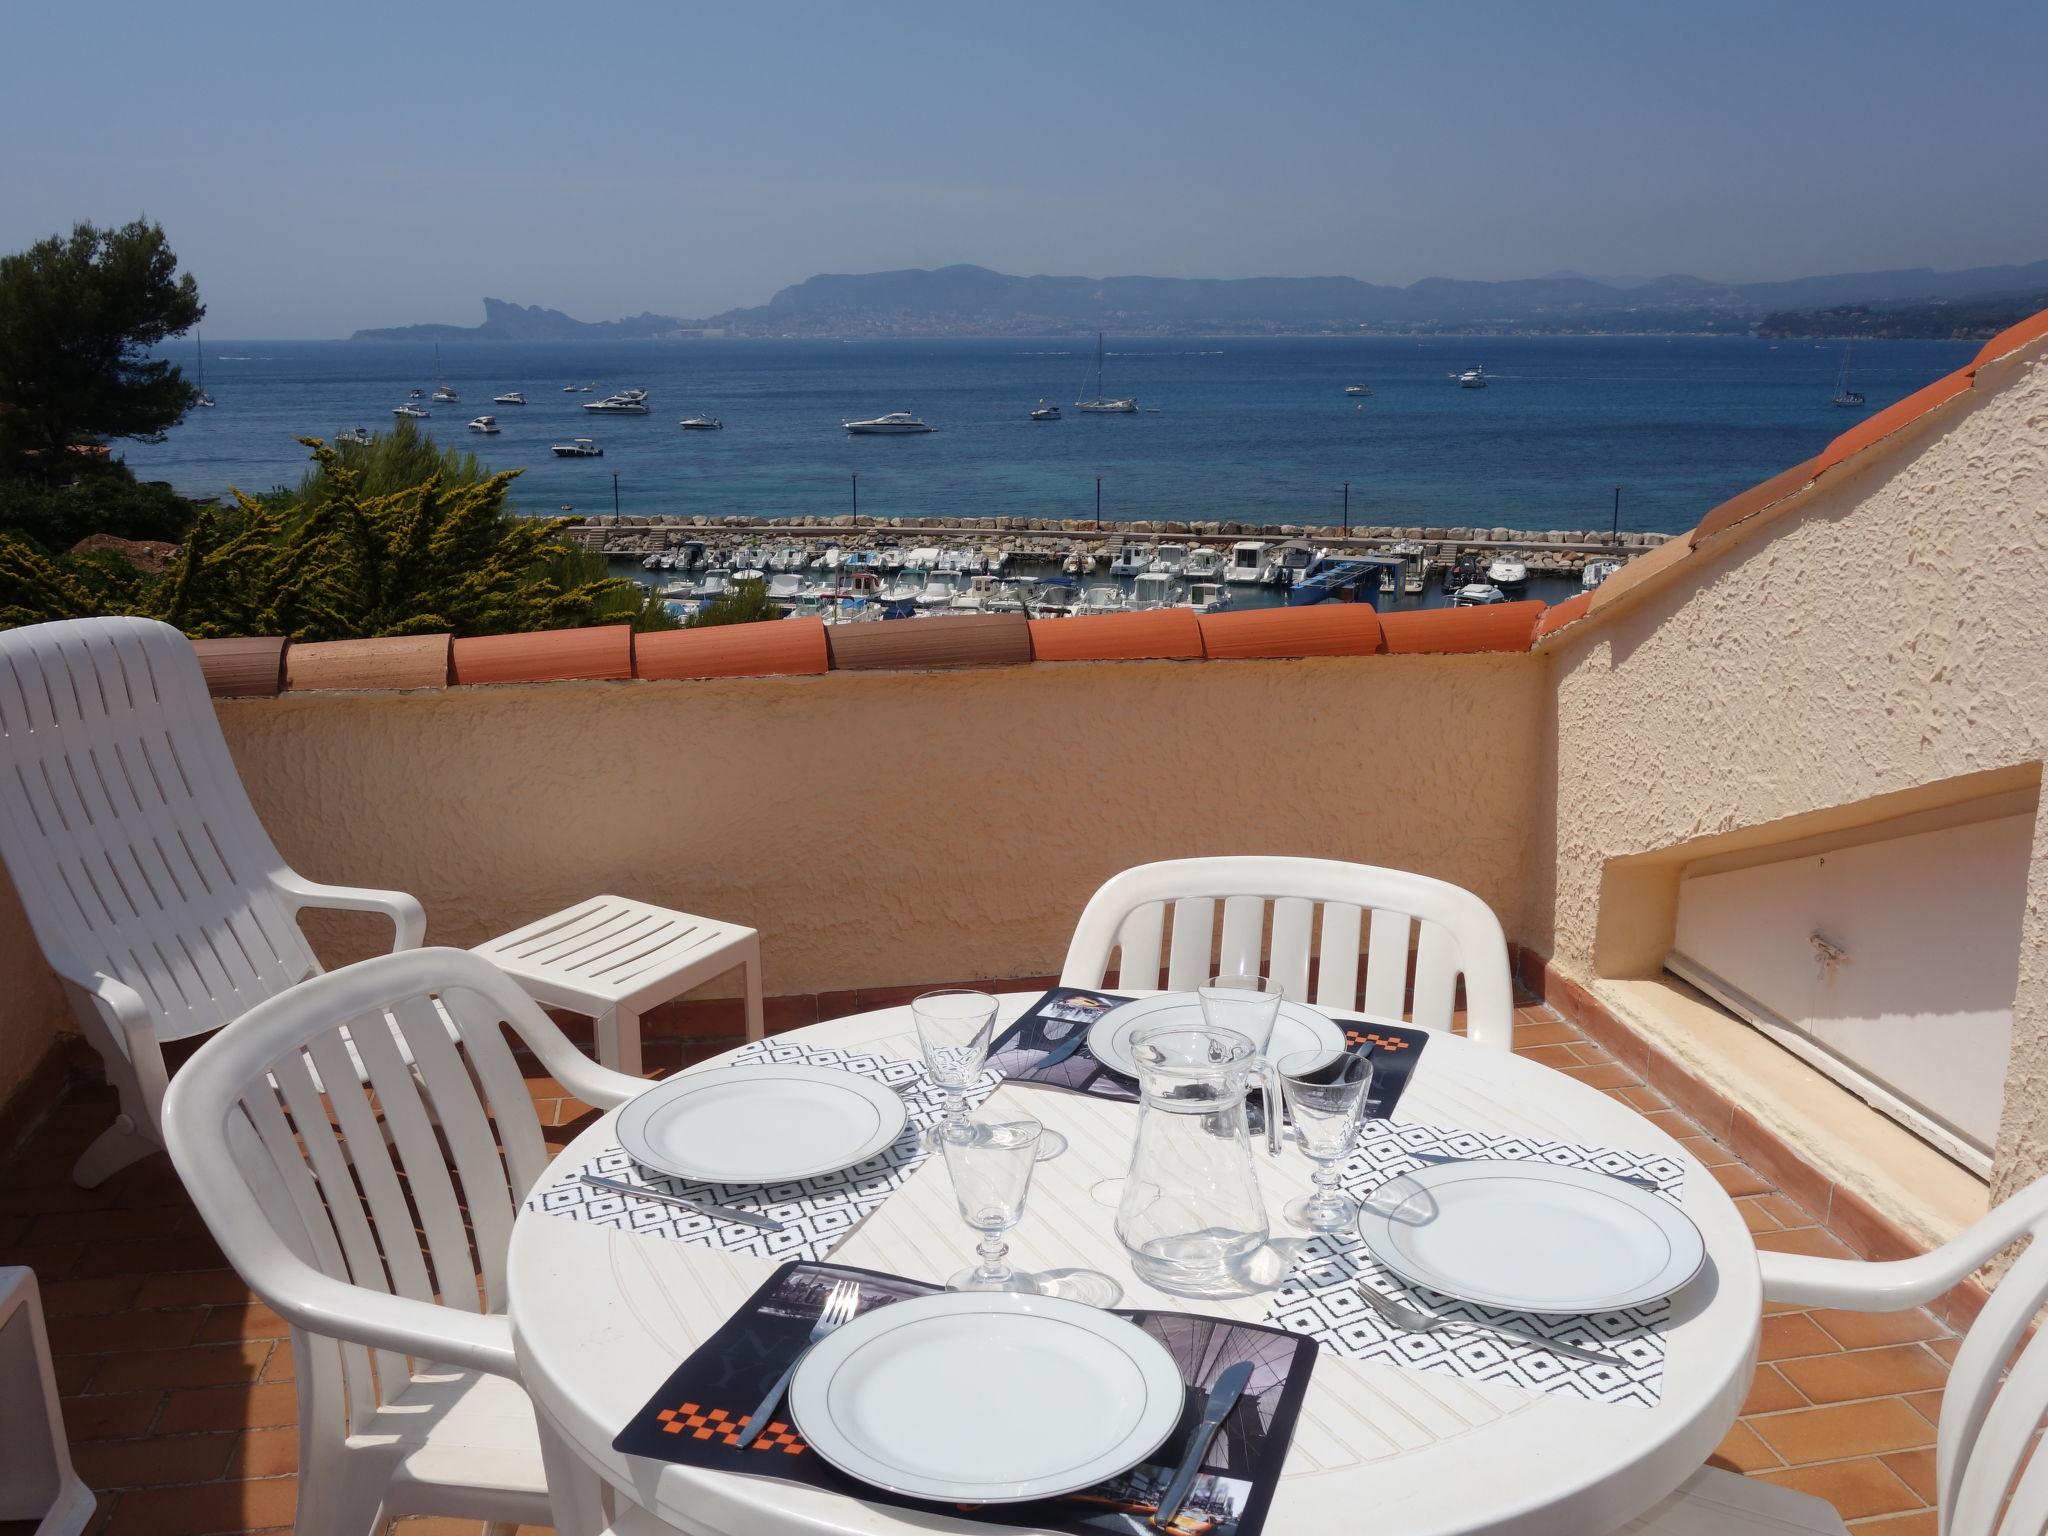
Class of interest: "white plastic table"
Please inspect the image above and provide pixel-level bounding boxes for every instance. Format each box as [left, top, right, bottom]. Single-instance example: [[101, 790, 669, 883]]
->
[[507, 997, 1760, 1536]]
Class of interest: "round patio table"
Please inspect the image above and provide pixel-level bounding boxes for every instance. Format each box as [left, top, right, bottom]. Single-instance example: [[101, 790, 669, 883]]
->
[[507, 995, 1759, 1536]]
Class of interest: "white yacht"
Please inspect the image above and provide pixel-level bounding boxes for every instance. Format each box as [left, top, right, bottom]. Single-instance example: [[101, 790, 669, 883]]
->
[[1107, 542, 1151, 578], [1182, 546, 1226, 581], [550, 438, 603, 458], [1029, 400, 1061, 421], [1082, 585, 1126, 614], [766, 573, 804, 602], [585, 393, 650, 414], [1226, 541, 1268, 583], [876, 546, 907, 572], [392, 403, 430, 419], [1031, 581, 1081, 617], [1076, 332, 1137, 413], [1344, 384, 1372, 397], [1485, 557, 1529, 594], [1183, 581, 1232, 613], [915, 571, 958, 608], [1264, 540, 1317, 586], [467, 415, 500, 434], [1457, 367, 1488, 389], [1453, 582, 1506, 606], [432, 386, 461, 403], [952, 574, 1000, 611], [493, 391, 526, 406], [905, 545, 942, 569], [678, 416, 724, 431], [1581, 558, 1624, 589], [1129, 572, 1178, 610], [880, 568, 924, 604], [1149, 543, 1190, 577], [562, 384, 581, 393], [334, 427, 372, 446], [844, 412, 933, 434]]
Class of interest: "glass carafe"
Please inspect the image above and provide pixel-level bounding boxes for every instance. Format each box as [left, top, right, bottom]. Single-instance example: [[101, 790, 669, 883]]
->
[[1115, 1023, 1283, 1297]]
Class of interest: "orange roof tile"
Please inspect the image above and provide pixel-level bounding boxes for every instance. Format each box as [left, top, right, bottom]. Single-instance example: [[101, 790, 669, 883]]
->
[[1584, 533, 1699, 617], [284, 634, 450, 692], [826, 612, 1034, 671], [1377, 600, 1544, 655], [1813, 368, 1976, 479], [1532, 591, 1593, 641], [1029, 608, 1203, 662], [1690, 457, 1821, 550], [635, 618, 828, 680], [1197, 603, 1382, 660], [192, 635, 286, 698], [449, 624, 634, 686], [1975, 307, 2048, 367]]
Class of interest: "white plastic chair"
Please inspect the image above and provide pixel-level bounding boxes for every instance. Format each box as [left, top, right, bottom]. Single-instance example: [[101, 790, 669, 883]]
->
[[1060, 856, 1516, 1048], [0, 616, 425, 1186], [1622, 1175, 2048, 1536], [160, 946, 647, 1536], [0, 1267, 95, 1536]]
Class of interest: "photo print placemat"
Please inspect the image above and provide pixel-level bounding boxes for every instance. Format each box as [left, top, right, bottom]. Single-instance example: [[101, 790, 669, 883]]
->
[[1263, 1118, 1687, 1408], [524, 1040, 999, 1264], [615, 1260, 1319, 1536]]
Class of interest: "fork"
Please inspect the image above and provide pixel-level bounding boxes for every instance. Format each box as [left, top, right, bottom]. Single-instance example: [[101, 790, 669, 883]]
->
[[733, 1279, 860, 1449], [1355, 1282, 1623, 1367]]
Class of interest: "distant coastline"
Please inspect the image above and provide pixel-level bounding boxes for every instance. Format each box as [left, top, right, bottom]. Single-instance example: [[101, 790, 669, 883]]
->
[[350, 258, 2048, 343]]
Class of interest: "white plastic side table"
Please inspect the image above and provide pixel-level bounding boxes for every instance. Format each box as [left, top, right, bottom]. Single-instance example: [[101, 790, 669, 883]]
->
[[474, 895, 765, 1076], [0, 1267, 95, 1536]]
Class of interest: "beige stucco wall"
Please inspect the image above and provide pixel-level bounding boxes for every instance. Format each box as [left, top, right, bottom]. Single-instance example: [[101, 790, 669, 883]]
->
[[1529, 344, 2048, 1203], [0, 651, 1542, 1114]]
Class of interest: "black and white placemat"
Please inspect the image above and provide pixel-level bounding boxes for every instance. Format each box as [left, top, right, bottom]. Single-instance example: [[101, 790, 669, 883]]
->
[[1264, 1119, 1686, 1407], [524, 1041, 999, 1264]]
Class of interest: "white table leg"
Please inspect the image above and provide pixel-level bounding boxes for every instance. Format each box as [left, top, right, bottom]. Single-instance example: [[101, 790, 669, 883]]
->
[[595, 1005, 644, 1079]]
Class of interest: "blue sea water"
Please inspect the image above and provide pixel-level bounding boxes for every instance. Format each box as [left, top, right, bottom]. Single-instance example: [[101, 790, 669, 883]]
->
[[128, 335, 1977, 535]]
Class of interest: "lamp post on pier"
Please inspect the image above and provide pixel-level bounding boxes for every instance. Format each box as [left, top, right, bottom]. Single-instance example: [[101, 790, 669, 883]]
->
[[852, 474, 858, 525], [1095, 476, 1101, 532], [611, 472, 620, 517], [1343, 481, 1350, 536], [1612, 485, 1622, 537]]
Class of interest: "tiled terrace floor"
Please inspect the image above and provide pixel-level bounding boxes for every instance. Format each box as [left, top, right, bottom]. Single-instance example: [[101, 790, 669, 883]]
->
[[0, 990, 1957, 1536]]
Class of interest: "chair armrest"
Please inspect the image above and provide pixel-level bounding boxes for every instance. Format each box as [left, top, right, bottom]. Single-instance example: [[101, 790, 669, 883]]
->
[[269, 1272, 519, 1378], [52, 961, 169, 1111], [272, 872, 427, 952], [520, 1041, 658, 1114], [1761, 1175, 2048, 1310]]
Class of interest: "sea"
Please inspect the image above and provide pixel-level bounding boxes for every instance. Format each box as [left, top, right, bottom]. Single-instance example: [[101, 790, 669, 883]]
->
[[131, 335, 1976, 537]]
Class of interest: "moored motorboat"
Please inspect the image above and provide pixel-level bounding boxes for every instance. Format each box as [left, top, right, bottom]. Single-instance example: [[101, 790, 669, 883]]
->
[[493, 391, 527, 406], [551, 437, 603, 458], [1107, 542, 1150, 578], [334, 427, 372, 445], [1181, 546, 1226, 581], [1452, 582, 1506, 606], [678, 416, 724, 430], [1485, 557, 1529, 594], [467, 415, 500, 434], [1226, 540, 1268, 583], [1581, 558, 1623, 589], [393, 403, 430, 419], [1457, 366, 1488, 389], [585, 392, 650, 414], [844, 412, 933, 434], [1182, 581, 1232, 613], [1029, 400, 1061, 421], [1344, 384, 1372, 397]]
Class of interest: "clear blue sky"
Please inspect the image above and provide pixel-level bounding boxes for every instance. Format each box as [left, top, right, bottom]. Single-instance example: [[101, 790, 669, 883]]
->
[[4, 1, 2043, 337]]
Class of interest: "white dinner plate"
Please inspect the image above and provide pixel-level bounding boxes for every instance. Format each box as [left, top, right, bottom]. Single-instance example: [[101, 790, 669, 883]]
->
[[789, 1291, 1186, 1504], [1087, 992, 1346, 1078], [1356, 1161, 1706, 1314], [615, 1064, 907, 1185]]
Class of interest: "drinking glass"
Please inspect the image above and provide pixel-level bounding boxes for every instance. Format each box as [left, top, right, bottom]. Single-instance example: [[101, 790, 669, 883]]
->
[[911, 989, 999, 1147], [1276, 1048, 1375, 1232], [1197, 972, 1285, 1055], [941, 1115, 1123, 1306]]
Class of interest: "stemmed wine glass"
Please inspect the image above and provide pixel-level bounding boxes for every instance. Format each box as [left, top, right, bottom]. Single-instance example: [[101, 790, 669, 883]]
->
[[1276, 1048, 1375, 1232], [911, 990, 1000, 1149], [940, 1114, 1121, 1306]]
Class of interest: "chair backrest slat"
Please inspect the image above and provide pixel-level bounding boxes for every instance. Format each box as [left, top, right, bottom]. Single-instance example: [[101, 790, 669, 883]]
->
[[1940, 1234, 2048, 1536], [0, 618, 316, 1045], [1061, 857, 1515, 1048]]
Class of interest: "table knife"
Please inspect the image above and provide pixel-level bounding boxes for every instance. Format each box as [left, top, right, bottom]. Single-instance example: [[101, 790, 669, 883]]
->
[[1152, 1360, 1252, 1529], [1409, 1151, 1661, 1193], [1036, 1031, 1091, 1070], [577, 1173, 787, 1232]]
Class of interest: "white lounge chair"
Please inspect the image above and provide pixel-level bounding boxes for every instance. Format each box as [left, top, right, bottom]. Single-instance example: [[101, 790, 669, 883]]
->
[[160, 946, 648, 1536], [0, 617, 425, 1186], [0, 1267, 94, 1536], [1060, 855, 1516, 1048], [1622, 1174, 2048, 1535]]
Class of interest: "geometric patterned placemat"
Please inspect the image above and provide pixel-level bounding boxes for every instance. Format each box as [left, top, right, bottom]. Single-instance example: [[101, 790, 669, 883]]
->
[[523, 1040, 999, 1265], [1263, 1119, 1687, 1407]]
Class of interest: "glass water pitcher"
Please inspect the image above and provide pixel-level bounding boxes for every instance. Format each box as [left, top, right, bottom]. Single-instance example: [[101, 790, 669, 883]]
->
[[1115, 1022, 1283, 1297]]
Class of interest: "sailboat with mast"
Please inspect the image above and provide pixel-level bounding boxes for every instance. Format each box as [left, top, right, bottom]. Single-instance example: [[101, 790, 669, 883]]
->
[[431, 345, 460, 404], [1075, 331, 1137, 413], [193, 330, 215, 408], [1832, 343, 1866, 408]]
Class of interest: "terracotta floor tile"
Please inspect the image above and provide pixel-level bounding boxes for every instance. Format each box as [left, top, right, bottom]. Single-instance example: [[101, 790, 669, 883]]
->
[[1778, 1344, 1949, 1404], [1924, 1335, 1962, 1364], [1881, 1448, 1936, 1504], [47, 1306, 205, 1357], [1754, 1193, 1823, 1229], [88, 1341, 274, 1395], [1616, 1084, 1667, 1112], [223, 1427, 300, 1480], [133, 1271, 256, 1310], [1755, 1227, 1859, 1260], [1810, 1308, 1949, 1350], [1506, 1018, 1579, 1048], [1850, 1514, 1937, 1536], [1759, 1312, 1840, 1362], [70, 1431, 236, 1490], [1749, 1398, 1934, 1464], [193, 1304, 289, 1344], [1707, 1421, 1781, 1473], [154, 1383, 302, 1435], [1904, 1389, 1943, 1426], [1739, 1363, 1808, 1414], [59, 1390, 164, 1442], [1739, 1199, 1784, 1234], [1754, 1457, 1921, 1521], [101, 1475, 297, 1536], [1512, 1043, 1581, 1070], [1559, 1062, 1639, 1090], [1709, 1164, 1776, 1201]]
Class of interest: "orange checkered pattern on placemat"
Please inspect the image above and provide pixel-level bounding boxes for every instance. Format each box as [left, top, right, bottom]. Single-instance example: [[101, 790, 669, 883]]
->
[[656, 1402, 808, 1454]]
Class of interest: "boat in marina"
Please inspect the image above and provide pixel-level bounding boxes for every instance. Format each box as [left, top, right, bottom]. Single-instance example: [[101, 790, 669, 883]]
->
[[876, 546, 907, 572], [1457, 367, 1488, 389], [915, 571, 959, 608], [551, 438, 603, 457], [766, 573, 804, 601], [1030, 400, 1061, 421], [952, 574, 1001, 611], [1149, 543, 1189, 576], [1581, 558, 1624, 588], [844, 412, 932, 434], [1832, 344, 1867, 408], [1453, 582, 1506, 606], [1183, 581, 1232, 613], [879, 569, 924, 604], [1263, 540, 1317, 586], [1129, 571, 1178, 610], [493, 391, 527, 406], [393, 403, 430, 419], [467, 415, 500, 434], [1226, 541, 1268, 583], [1032, 580, 1081, 617], [1344, 384, 1372, 397], [1107, 542, 1151, 578], [1083, 585, 1126, 613], [679, 416, 724, 430], [1485, 557, 1529, 594], [1182, 546, 1226, 581], [1076, 332, 1138, 413], [334, 427, 372, 445]]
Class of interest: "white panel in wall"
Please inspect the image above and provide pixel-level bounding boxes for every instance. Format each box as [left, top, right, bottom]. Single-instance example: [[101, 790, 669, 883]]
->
[[1671, 812, 2030, 1165]]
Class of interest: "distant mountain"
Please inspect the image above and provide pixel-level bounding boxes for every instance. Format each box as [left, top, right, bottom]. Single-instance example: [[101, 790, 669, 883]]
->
[[348, 258, 2048, 341], [350, 298, 692, 342], [1757, 290, 2048, 341]]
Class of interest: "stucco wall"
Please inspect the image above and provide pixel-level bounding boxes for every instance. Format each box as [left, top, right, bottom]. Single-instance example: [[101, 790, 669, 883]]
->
[[0, 651, 1542, 1113], [1529, 345, 2048, 1200]]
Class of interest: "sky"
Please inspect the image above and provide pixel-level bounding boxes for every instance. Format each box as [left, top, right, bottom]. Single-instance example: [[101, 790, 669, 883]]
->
[[3, 2, 2044, 338]]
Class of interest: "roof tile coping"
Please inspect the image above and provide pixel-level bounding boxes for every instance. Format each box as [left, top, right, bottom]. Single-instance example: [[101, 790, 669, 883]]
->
[[636, 616, 828, 680], [1198, 602, 1382, 659], [1029, 607, 1204, 662], [284, 634, 451, 692], [1378, 600, 1545, 655], [449, 623, 634, 686], [192, 635, 286, 698], [1534, 303, 2048, 650], [825, 611, 1033, 671]]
